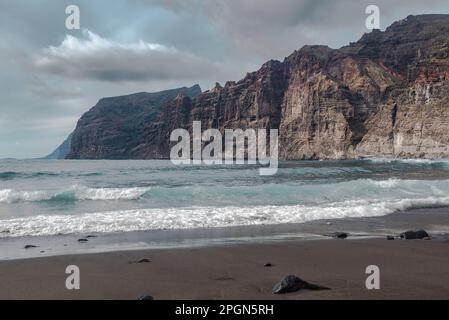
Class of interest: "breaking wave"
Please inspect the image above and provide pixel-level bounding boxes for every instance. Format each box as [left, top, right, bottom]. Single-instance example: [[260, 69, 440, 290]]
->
[[1, 195, 449, 237], [0, 185, 151, 203]]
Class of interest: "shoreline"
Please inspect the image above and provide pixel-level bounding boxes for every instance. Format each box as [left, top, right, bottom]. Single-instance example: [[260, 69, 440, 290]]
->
[[1, 206, 449, 261], [0, 207, 449, 261]]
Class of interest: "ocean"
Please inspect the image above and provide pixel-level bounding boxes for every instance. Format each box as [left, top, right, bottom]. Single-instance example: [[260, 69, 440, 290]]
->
[[1, 158, 449, 239]]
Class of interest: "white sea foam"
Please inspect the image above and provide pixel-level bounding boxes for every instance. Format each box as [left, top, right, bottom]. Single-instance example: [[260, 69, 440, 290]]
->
[[367, 157, 449, 165], [0, 189, 49, 203], [0, 185, 150, 203], [1, 196, 449, 237], [369, 178, 401, 188], [70, 185, 151, 200]]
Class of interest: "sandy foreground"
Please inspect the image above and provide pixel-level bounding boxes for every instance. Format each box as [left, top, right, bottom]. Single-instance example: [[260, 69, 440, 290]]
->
[[0, 237, 448, 300]]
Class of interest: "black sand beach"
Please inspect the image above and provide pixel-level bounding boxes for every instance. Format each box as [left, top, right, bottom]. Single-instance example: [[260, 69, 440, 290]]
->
[[1, 208, 449, 300], [1, 237, 448, 300]]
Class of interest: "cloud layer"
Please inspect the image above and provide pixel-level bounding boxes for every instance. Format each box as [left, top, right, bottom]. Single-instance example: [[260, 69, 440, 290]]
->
[[34, 30, 226, 82]]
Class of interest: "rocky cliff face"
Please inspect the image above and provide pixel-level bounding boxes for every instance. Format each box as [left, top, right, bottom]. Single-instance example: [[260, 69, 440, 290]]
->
[[66, 15, 449, 160], [66, 85, 201, 159]]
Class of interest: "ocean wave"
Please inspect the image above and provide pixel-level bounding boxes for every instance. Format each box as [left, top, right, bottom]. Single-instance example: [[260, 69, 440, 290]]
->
[[145, 177, 449, 207], [367, 178, 402, 188], [1, 178, 449, 205], [0, 171, 102, 180], [0, 185, 151, 203], [366, 158, 449, 166], [1, 196, 449, 237], [0, 171, 18, 180]]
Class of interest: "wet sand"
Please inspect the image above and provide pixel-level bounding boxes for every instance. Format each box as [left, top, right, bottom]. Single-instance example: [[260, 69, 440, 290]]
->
[[1, 236, 449, 299]]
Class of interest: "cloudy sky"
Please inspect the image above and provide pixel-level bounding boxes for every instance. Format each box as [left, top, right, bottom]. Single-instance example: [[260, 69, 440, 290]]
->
[[1, 0, 448, 158]]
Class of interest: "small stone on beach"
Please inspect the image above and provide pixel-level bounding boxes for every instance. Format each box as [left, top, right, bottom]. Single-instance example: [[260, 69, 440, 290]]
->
[[273, 275, 330, 294], [77, 238, 88, 242], [400, 229, 429, 240], [387, 236, 395, 240], [137, 259, 150, 263], [138, 295, 154, 300], [332, 232, 348, 239], [264, 263, 273, 267], [24, 245, 38, 249]]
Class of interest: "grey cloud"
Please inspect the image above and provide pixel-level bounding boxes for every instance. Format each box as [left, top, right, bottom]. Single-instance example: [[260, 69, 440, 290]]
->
[[28, 77, 83, 99], [147, 0, 449, 59], [33, 29, 233, 82]]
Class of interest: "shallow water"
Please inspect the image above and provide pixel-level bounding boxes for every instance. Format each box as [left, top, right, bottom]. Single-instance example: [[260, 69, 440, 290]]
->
[[1, 159, 449, 238]]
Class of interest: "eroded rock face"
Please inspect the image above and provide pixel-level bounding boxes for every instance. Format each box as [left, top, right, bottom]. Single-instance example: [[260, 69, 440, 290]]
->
[[66, 15, 449, 160], [66, 85, 202, 159]]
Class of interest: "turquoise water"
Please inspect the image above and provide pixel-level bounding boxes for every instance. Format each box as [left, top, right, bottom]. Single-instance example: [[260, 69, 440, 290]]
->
[[1, 159, 449, 237]]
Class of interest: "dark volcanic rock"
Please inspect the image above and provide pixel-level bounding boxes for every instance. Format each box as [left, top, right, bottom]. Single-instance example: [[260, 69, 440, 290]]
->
[[272, 275, 330, 294], [65, 15, 449, 160], [129, 258, 151, 264], [137, 259, 150, 263], [77, 238, 88, 242], [400, 230, 430, 240], [387, 235, 395, 240], [138, 295, 154, 300], [332, 232, 348, 239], [264, 263, 273, 267], [24, 245, 38, 249]]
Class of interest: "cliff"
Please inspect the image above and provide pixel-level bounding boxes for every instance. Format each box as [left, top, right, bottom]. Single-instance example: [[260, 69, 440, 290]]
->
[[66, 15, 449, 160], [66, 85, 201, 159]]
